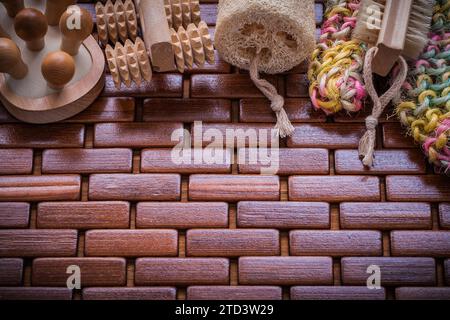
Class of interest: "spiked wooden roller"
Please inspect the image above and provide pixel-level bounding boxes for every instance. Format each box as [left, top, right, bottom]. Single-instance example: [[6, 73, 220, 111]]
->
[[170, 21, 215, 73], [105, 37, 152, 89], [95, 0, 138, 45]]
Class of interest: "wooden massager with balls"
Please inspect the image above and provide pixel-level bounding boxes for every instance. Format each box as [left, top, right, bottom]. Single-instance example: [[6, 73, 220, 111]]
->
[[96, 0, 215, 82], [0, 0, 105, 124]]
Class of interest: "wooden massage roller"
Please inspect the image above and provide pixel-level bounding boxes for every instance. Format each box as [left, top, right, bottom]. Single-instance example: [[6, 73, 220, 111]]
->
[[105, 37, 152, 88], [95, 0, 138, 45], [98, 0, 214, 76]]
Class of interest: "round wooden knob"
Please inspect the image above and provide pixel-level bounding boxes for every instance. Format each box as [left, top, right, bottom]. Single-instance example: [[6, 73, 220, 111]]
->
[[45, 0, 76, 26], [0, 0, 25, 17], [41, 51, 75, 90], [0, 38, 28, 79], [59, 6, 93, 56], [14, 8, 48, 51]]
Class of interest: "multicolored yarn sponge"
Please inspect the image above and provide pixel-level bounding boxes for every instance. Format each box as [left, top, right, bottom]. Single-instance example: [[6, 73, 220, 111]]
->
[[395, 0, 450, 173], [308, 0, 367, 114]]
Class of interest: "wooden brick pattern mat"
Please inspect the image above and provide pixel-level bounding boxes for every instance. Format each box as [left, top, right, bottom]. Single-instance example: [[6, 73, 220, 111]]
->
[[0, 1, 449, 300]]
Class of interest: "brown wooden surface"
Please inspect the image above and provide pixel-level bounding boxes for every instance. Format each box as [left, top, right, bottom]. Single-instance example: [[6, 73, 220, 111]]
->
[[0, 0, 449, 300]]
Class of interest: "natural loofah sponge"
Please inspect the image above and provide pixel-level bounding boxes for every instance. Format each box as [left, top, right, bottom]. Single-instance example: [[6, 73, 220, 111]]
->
[[215, 0, 316, 74]]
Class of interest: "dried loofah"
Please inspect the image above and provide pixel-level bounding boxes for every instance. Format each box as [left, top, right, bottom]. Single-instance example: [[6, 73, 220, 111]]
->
[[395, 0, 450, 173], [308, 0, 367, 114], [215, 0, 315, 137], [215, 0, 315, 74]]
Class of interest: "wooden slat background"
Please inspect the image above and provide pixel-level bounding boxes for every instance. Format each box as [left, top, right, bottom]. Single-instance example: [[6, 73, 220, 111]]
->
[[0, 0, 449, 300]]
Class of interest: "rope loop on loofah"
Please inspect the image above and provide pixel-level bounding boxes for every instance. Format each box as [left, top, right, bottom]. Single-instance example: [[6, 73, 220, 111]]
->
[[249, 50, 295, 138], [308, 0, 367, 114], [359, 47, 408, 167], [394, 0, 450, 173]]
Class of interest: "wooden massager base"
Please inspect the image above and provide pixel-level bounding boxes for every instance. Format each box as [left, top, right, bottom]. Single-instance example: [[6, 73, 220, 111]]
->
[[0, 1, 105, 124]]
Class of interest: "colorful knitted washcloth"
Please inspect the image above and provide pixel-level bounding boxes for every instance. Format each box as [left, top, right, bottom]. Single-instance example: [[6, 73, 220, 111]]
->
[[308, 0, 367, 114], [395, 0, 450, 173]]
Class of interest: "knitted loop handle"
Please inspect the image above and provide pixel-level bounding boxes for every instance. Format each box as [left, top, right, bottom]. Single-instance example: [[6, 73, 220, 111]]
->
[[249, 53, 295, 138], [359, 46, 408, 166]]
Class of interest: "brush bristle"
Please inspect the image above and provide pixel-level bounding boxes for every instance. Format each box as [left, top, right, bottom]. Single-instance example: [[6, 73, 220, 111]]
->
[[352, 0, 386, 45], [403, 0, 434, 60]]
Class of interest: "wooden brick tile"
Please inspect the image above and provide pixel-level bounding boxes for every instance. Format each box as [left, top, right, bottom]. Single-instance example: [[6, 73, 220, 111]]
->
[[287, 124, 366, 149], [191, 74, 276, 98], [65, 97, 135, 123], [333, 106, 395, 123], [341, 257, 436, 286], [0, 149, 33, 174], [0, 258, 23, 286], [238, 148, 329, 175], [191, 123, 279, 147], [135, 258, 229, 285], [37, 201, 130, 229], [396, 287, 450, 300], [386, 176, 450, 202], [290, 286, 386, 300], [187, 286, 282, 300], [340, 202, 432, 230], [290, 231, 382, 257], [141, 148, 231, 174], [334, 149, 426, 174], [143, 99, 231, 122], [0, 175, 81, 201], [382, 123, 416, 148], [136, 202, 228, 229], [238, 257, 333, 285], [0, 230, 78, 257], [94, 123, 183, 148], [0, 124, 84, 148], [32, 258, 126, 287], [85, 230, 178, 257], [285, 74, 309, 97], [102, 74, 183, 97], [200, 3, 217, 26], [391, 231, 450, 257], [189, 175, 280, 201], [82, 287, 177, 300], [439, 203, 450, 229], [0, 287, 72, 300], [237, 201, 329, 229], [289, 176, 380, 202], [42, 148, 133, 174], [445, 259, 449, 285], [0, 203, 29, 228], [89, 174, 181, 201], [186, 229, 280, 257], [239, 98, 326, 123]]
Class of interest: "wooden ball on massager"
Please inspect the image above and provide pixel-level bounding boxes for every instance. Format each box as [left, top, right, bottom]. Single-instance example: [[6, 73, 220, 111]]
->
[[0, 0, 25, 18], [0, 37, 28, 79], [41, 51, 75, 90], [59, 7, 93, 56], [14, 8, 48, 51]]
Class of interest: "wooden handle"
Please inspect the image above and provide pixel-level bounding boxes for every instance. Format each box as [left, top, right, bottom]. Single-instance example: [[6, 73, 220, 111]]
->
[[136, 0, 175, 72], [0, 0, 24, 17], [45, 0, 76, 26], [372, 0, 412, 76], [59, 6, 93, 55], [14, 8, 48, 51], [0, 37, 28, 79], [41, 51, 76, 90]]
